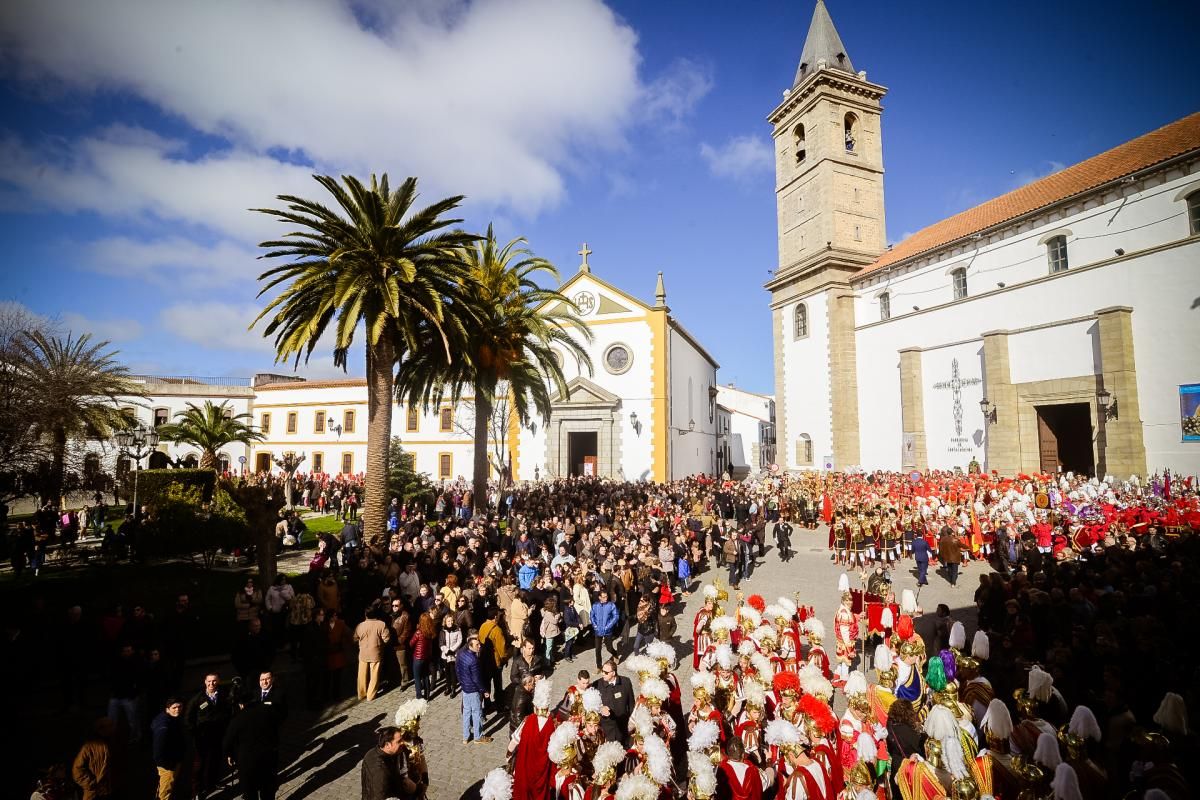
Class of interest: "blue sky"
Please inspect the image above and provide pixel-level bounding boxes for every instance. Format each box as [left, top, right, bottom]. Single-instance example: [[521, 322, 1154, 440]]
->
[[1, 0, 1197, 394]]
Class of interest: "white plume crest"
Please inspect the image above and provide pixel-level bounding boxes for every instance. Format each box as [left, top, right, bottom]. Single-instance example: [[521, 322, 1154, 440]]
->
[[900, 589, 918, 614], [981, 698, 1013, 739], [645, 639, 676, 667], [1028, 666, 1054, 702], [765, 718, 802, 747], [394, 698, 428, 728], [642, 734, 672, 784], [873, 644, 893, 672], [593, 741, 626, 779], [480, 768, 513, 800], [1051, 763, 1082, 800], [583, 688, 603, 713], [949, 622, 966, 650], [844, 670, 868, 697], [548, 721, 580, 765], [688, 751, 718, 797], [533, 679, 554, 710], [804, 618, 826, 639], [616, 773, 657, 800], [777, 597, 797, 616], [640, 677, 669, 703], [1034, 732, 1063, 769], [838, 573, 850, 592], [1068, 706, 1101, 741], [972, 630, 990, 660], [688, 720, 720, 751], [690, 670, 716, 694]]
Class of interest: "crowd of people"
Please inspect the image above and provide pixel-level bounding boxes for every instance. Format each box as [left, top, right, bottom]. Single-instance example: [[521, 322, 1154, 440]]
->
[[7, 466, 1198, 799]]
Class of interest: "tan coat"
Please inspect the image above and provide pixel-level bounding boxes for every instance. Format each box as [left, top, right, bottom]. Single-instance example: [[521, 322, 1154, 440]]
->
[[73, 738, 113, 800], [353, 618, 391, 662]]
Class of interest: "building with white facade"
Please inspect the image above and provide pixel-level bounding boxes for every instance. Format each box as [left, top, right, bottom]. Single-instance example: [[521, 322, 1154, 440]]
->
[[768, 1, 1200, 478], [715, 384, 777, 477]]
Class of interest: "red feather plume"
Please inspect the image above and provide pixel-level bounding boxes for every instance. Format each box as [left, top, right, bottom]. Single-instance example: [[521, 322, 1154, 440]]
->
[[747, 594, 766, 613], [773, 670, 801, 696], [896, 615, 914, 641], [799, 694, 837, 736]]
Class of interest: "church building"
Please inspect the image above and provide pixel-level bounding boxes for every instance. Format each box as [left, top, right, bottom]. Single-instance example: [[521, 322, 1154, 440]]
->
[[768, 0, 1200, 477], [513, 245, 720, 482]]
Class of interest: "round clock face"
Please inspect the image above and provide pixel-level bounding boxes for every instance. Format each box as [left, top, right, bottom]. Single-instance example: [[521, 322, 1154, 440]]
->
[[573, 291, 595, 315]]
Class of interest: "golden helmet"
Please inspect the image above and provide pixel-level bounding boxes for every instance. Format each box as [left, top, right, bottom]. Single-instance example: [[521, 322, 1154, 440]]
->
[[847, 761, 872, 787]]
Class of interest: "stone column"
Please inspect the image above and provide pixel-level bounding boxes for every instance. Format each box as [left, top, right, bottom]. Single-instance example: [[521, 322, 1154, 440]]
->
[[827, 286, 861, 467], [898, 348, 927, 469], [1095, 306, 1147, 478], [981, 330, 1020, 474]]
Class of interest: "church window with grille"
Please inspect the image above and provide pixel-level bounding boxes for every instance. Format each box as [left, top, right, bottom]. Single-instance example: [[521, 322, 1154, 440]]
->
[[1187, 190, 1200, 235], [879, 292, 891, 321], [1046, 235, 1069, 274], [951, 268, 968, 300], [794, 303, 808, 339]]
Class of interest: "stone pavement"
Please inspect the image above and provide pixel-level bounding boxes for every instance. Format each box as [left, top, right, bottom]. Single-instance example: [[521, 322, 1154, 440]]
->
[[243, 526, 983, 800]]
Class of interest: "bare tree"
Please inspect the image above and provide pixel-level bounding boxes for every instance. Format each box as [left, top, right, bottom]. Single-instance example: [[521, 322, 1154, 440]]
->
[[450, 385, 514, 487]]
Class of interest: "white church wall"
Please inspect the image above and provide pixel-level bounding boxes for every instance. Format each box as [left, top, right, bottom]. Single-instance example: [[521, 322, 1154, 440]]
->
[[668, 326, 718, 478], [779, 292, 831, 470], [853, 166, 1199, 326], [850, 238, 1200, 474], [920, 343, 987, 471], [1008, 320, 1100, 385], [853, 338, 902, 471]]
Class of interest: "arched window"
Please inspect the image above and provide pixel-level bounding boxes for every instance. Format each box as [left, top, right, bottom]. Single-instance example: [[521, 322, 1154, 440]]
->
[[879, 292, 891, 321], [218, 454, 231, 474], [153, 407, 170, 427], [951, 268, 968, 300], [793, 123, 806, 164], [844, 113, 859, 152], [794, 303, 809, 339], [1046, 235, 1069, 273], [1188, 190, 1200, 235], [182, 454, 199, 468], [796, 433, 813, 465], [83, 453, 100, 478]]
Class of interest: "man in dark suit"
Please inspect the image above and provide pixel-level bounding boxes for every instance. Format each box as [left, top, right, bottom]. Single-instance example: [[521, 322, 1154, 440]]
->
[[185, 672, 233, 797], [223, 699, 282, 800], [911, 534, 931, 586], [775, 517, 794, 562], [591, 659, 634, 745], [252, 670, 288, 723]]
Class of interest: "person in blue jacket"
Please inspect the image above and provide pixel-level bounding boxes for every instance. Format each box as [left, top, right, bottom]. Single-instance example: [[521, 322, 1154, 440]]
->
[[589, 589, 621, 669], [517, 557, 539, 590]]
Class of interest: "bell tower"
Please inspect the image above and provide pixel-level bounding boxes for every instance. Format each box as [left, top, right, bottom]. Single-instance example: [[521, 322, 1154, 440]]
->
[[765, 0, 887, 470]]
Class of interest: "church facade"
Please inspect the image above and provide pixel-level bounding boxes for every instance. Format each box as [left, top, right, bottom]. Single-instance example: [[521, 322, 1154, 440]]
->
[[768, 1, 1200, 478]]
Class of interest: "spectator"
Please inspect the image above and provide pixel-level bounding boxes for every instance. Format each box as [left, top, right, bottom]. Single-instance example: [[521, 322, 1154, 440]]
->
[[456, 635, 491, 744], [353, 607, 391, 702], [589, 589, 621, 669], [185, 672, 232, 798], [150, 697, 185, 800], [410, 612, 436, 700], [106, 644, 142, 743], [326, 610, 350, 701], [938, 528, 963, 587], [222, 700, 281, 800], [72, 718, 117, 800], [360, 726, 417, 800], [264, 575, 294, 646], [539, 596, 562, 666], [439, 614, 463, 697], [234, 578, 264, 627], [232, 618, 274, 684]]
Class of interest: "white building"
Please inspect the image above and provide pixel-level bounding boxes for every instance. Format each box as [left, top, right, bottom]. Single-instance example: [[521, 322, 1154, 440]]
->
[[715, 384, 777, 477], [767, 1, 1200, 478]]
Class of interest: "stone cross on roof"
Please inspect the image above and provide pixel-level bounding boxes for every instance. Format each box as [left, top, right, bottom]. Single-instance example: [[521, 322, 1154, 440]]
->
[[578, 242, 592, 273]]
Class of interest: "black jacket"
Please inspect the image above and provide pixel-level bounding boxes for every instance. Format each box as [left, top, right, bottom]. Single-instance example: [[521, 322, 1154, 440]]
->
[[361, 747, 407, 800], [223, 703, 280, 767], [592, 675, 635, 744], [185, 687, 233, 739]]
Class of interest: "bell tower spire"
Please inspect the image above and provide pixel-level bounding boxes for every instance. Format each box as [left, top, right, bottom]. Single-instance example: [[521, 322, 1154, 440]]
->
[[794, 0, 855, 86]]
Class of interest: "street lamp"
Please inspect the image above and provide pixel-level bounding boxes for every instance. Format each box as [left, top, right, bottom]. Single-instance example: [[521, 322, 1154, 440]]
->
[[1097, 389, 1118, 420], [113, 422, 160, 520], [979, 398, 997, 425], [324, 411, 343, 438]]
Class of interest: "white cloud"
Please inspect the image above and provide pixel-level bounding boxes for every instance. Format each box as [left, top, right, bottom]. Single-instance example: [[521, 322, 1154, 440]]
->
[[0, 0, 644, 216], [1011, 160, 1066, 189], [60, 312, 143, 342], [699, 135, 773, 180], [159, 302, 274, 353], [79, 235, 261, 287], [640, 58, 713, 128]]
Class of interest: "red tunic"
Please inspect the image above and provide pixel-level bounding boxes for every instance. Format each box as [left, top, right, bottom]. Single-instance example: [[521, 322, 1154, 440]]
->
[[514, 714, 557, 800], [719, 759, 765, 800]]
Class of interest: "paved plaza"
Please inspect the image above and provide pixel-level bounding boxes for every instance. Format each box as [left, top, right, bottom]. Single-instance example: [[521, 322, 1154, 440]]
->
[[238, 526, 983, 800]]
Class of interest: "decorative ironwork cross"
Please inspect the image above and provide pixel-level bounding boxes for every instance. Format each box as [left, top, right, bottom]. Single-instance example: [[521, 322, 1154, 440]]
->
[[932, 357, 982, 436]]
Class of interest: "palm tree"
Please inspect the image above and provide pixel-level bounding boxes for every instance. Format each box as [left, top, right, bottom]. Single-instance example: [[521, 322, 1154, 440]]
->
[[253, 174, 476, 544], [396, 225, 592, 511], [11, 331, 143, 504], [157, 400, 264, 470]]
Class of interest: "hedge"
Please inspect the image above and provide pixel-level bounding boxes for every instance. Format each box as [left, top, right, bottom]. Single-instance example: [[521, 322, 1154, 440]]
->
[[133, 468, 216, 507]]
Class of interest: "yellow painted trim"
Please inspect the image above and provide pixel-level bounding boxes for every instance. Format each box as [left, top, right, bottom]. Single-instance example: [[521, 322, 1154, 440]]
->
[[507, 398, 520, 479], [538, 271, 654, 315], [340, 451, 355, 474], [285, 411, 298, 433], [406, 406, 419, 432], [252, 439, 367, 447], [392, 438, 500, 445], [342, 409, 356, 433], [311, 451, 325, 473], [439, 405, 454, 432], [438, 451, 453, 479], [566, 314, 648, 326], [251, 400, 368, 409], [313, 410, 326, 434], [259, 412, 271, 434], [649, 307, 670, 482]]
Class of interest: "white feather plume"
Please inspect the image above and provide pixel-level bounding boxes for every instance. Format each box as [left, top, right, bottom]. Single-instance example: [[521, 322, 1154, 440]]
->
[[804, 618, 826, 639], [582, 688, 603, 714], [764, 604, 786, 621], [900, 589, 918, 614], [645, 639, 676, 668], [1028, 667, 1053, 702], [737, 639, 758, 657], [972, 630, 990, 660], [688, 720, 720, 752], [624, 654, 659, 678], [702, 584, 718, 599], [709, 615, 737, 633], [845, 670, 868, 697], [949, 621, 966, 650], [1068, 706, 1101, 741], [749, 653, 774, 682], [714, 643, 734, 670], [873, 644, 893, 672], [1152, 692, 1189, 735], [799, 663, 833, 700], [640, 677, 669, 703], [616, 773, 658, 800], [533, 679, 553, 710], [742, 679, 766, 708], [777, 597, 797, 616], [765, 718, 802, 747], [880, 607, 894, 629], [629, 705, 653, 739], [593, 741, 626, 780], [393, 698, 428, 728], [643, 734, 672, 784], [1051, 763, 1082, 800], [838, 573, 850, 592], [981, 698, 1013, 739], [480, 768, 513, 800], [739, 606, 761, 627], [690, 670, 716, 694], [548, 721, 580, 765], [1034, 732, 1062, 769], [924, 706, 958, 740], [751, 625, 776, 645], [688, 751, 718, 797], [856, 732, 877, 762]]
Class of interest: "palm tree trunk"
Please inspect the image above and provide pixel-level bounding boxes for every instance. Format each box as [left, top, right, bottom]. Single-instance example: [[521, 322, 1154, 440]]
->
[[364, 336, 396, 545], [200, 451, 217, 471], [46, 427, 67, 506], [472, 390, 492, 513]]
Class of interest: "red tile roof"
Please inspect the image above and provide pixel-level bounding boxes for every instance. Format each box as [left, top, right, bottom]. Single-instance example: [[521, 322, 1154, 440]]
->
[[860, 112, 1200, 276], [256, 377, 366, 391]]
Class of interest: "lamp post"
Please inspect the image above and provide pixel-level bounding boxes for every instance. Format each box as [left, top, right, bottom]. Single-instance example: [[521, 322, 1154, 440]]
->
[[114, 422, 160, 520]]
